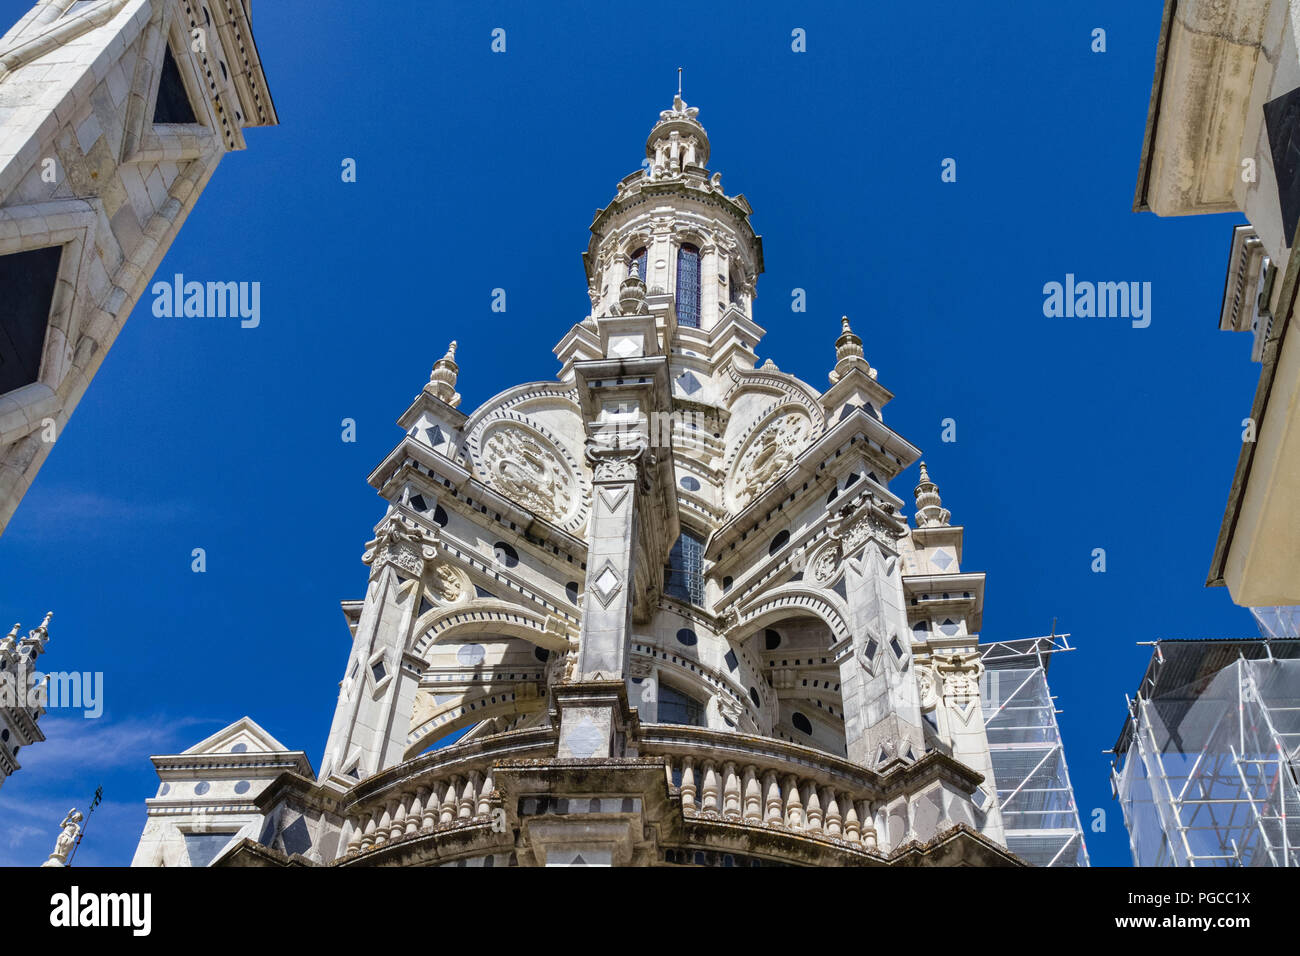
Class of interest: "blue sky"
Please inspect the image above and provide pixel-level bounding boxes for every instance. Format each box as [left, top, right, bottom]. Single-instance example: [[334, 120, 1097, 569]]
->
[[0, 0, 1259, 867]]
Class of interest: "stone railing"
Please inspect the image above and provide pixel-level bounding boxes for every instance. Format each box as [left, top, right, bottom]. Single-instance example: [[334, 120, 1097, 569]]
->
[[338, 726, 554, 858], [640, 725, 881, 850]]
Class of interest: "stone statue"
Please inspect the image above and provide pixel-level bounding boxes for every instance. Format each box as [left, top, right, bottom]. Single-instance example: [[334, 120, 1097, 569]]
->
[[40, 808, 82, 867]]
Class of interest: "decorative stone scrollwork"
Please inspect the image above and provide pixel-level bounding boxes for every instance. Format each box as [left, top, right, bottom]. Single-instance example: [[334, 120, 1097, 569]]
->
[[362, 518, 440, 579], [480, 423, 575, 524], [585, 438, 649, 486], [828, 495, 906, 559], [809, 542, 842, 587], [730, 410, 812, 508], [433, 563, 468, 603], [936, 652, 984, 701]]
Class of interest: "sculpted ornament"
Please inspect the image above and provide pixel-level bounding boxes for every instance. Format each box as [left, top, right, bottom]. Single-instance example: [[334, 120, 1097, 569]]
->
[[434, 563, 468, 603], [937, 652, 984, 701], [917, 666, 940, 711], [362, 518, 439, 578], [809, 542, 842, 586], [586, 438, 649, 487], [732, 412, 812, 507], [41, 809, 82, 867], [481, 425, 573, 524]]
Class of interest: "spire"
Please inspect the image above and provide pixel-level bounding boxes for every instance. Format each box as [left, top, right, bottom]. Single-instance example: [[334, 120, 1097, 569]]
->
[[646, 75, 710, 176], [29, 611, 51, 640], [425, 341, 461, 408], [914, 462, 952, 528], [829, 316, 874, 384]]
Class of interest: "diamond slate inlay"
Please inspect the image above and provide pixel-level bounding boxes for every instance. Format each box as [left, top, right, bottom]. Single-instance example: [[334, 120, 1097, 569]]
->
[[675, 370, 702, 395]]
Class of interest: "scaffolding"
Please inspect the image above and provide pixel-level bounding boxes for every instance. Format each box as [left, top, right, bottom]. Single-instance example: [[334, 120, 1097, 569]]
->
[[1111, 639, 1300, 867], [979, 634, 1090, 867]]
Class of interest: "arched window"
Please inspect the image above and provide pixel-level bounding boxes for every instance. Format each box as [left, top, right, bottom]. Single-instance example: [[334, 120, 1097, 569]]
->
[[664, 530, 705, 605], [658, 683, 706, 726], [630, 247, 647, 283], [676, 243, 701, 328]]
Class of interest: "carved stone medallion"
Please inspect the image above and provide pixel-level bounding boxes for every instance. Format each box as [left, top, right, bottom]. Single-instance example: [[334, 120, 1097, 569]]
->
[[480, 423, 574, 524]]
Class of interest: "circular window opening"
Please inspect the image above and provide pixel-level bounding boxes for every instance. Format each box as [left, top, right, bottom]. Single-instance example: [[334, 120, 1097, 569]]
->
[[748, 687, 761, 707], [769, 530, 790, 555], [565, 581, 580, 604], [494, 542, 519, 568], [680, 476, 701, 492], [676, 628, 698, 647], [765, 628, 781, 650], [791, 712, 813, 735]]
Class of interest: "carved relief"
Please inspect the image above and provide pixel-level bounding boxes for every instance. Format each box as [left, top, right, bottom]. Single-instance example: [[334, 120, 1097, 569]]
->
[[433, 563, 469, 603], [480, 423, 574, 524], [729, 410, 812, 508], [362, 518, 439, 579], [917, 666, 940, 712], [937, 653, 984, 701], [809, 542, 842, 586]]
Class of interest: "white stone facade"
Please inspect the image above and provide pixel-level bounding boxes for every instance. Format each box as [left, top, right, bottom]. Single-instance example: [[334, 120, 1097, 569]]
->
[[0, 0, 276, 531], [133, 93, 1068, 868], [1137, 1, 1300, 606], [130, 716, 313, 866]]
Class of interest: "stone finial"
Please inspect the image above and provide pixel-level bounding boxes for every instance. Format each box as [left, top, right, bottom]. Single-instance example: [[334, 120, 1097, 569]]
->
[[829, 315, 872, 385], [29, 611, 51, 641], [914, 461, 952, 528], [616, 261, 648, 315], [425, 341, 461, 408]]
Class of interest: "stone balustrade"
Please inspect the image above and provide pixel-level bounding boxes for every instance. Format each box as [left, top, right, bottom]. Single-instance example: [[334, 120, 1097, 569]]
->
[[338, 727, 554, 858], [641, 726, 881, 850]]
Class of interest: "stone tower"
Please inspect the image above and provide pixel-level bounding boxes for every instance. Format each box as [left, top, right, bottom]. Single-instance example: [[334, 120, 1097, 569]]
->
[[136, 93, 1034, 868], [0, 0, 276, 530], [0, 613, 52, 790]]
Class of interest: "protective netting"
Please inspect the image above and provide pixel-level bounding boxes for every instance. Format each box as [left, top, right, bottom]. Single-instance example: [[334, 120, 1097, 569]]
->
[[982, 665, 1090, 866], [1114, 656, 1300, 866]]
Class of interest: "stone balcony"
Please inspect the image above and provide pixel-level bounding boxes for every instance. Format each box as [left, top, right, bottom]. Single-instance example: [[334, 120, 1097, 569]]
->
[[223, 704, 1020, 867]]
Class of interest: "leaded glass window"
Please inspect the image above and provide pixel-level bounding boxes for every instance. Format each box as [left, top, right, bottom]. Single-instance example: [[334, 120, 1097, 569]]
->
[[676, 243, 701, 328], [664, 530, 705, 605], [658, 683, 706, 726]]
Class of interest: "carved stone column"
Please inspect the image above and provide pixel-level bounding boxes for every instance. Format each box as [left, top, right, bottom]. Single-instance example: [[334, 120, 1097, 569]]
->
[[575, 441, 647, 680], [829, 495, 925, 770]]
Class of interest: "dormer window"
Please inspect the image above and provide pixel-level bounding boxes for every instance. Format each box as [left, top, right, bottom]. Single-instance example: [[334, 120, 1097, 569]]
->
[[658, 683, 706, 726], [676, 243, 701, 328]]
